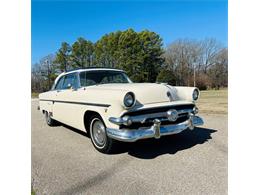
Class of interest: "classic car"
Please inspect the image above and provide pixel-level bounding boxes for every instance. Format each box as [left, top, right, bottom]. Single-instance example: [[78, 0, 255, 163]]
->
[[39, 68, 204, 153]]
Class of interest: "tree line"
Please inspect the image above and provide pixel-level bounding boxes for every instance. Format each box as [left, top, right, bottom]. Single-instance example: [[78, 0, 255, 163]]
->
[[31, 28, 227, 92]]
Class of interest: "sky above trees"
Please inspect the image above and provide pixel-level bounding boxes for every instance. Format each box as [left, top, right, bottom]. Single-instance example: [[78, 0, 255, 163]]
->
[[32, 0, 228, 64]]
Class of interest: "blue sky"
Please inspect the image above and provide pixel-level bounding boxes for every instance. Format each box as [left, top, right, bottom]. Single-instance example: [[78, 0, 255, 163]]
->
[[32, 0, 228, 64]]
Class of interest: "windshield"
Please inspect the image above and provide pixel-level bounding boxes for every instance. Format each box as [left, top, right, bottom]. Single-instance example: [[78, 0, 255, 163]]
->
[[79, 70, 132, 87]]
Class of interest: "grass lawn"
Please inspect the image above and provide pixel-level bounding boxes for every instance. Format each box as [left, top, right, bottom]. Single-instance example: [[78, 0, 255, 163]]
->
[[197, 89, 228, 115], [31, 92, 39, 98]]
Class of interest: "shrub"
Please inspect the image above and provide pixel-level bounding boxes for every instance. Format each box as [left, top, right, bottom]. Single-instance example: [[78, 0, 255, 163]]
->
[[195, 73, 212, 90], [156, 69, 178, 85]]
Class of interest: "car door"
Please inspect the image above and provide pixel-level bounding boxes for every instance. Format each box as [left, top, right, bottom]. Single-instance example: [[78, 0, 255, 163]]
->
[[53, 72, 80, 126], [49, 75, 64, 120]]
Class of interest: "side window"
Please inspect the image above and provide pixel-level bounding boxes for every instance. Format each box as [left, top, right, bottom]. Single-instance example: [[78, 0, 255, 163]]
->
[[79, 72, 87, 87], [62, 73, 78, 89], [79, 71, 97, 87], [55, 76, 65, 90], [101, 73, 126, 83]]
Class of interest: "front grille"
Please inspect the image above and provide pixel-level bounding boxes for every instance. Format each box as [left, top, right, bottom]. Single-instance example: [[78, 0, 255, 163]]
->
[[123, 104, 194, 117], [119, 104, 194, 129], [120, 115, 189, 129]]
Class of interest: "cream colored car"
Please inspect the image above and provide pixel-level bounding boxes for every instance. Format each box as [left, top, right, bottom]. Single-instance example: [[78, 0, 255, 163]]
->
[[39, 68, 204, 153]]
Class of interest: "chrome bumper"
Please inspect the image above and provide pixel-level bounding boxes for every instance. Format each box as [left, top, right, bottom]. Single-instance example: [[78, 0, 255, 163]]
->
[[107, 116, 204, 142]]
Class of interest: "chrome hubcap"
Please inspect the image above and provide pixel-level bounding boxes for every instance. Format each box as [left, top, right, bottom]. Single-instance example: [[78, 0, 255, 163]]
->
[[92, 119, 106, 147]]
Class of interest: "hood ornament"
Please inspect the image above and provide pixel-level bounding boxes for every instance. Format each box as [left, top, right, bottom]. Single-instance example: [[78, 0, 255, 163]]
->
[[167, 91, 174, 101]]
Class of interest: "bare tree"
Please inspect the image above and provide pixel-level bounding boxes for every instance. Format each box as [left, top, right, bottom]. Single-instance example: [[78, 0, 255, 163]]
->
[[164, 39, 200, 86], [208, 48, 228, 89], [163, 38, 227, 89], [40, 54, 57, 89], [198, 38, 223, 74], [31, 63, 43, 92]]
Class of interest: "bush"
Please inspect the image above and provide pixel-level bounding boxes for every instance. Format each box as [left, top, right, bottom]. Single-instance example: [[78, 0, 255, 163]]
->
[[156, 69, 177, 85], [195, 73, 212, 90]]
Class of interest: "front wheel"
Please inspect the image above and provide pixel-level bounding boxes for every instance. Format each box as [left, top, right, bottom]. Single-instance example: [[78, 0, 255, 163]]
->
[[89, 115, 116, 154]]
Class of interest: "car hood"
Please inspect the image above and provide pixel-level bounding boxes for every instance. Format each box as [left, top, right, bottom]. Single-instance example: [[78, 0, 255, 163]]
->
[[87, 83, 173, 105]]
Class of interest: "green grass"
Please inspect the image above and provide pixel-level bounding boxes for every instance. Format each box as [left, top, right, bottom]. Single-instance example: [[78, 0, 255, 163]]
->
[[31, 186, 36, 195], [197, 89, 228, 115], [31, 92, 39, 98]]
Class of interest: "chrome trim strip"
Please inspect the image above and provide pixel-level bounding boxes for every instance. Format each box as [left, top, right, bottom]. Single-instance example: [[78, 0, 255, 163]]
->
[[107, 116, 204, 142], [39, 99, 110, 107], [125, 103, 194, 114]]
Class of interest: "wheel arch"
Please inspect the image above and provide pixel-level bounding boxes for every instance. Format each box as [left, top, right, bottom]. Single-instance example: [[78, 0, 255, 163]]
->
[[83, 110, 104, 134]]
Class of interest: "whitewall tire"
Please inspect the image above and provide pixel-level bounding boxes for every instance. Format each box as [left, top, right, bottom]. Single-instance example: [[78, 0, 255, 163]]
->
[[89, 115, 116, 154]]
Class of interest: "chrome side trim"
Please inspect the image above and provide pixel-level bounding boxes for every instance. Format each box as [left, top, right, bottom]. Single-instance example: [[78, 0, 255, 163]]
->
[[39, 99, 111, 107], [107, 116, 204, 142]]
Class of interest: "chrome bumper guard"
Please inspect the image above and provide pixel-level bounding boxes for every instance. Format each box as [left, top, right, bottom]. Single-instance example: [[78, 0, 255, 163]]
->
[[107, 115, 204, 142]]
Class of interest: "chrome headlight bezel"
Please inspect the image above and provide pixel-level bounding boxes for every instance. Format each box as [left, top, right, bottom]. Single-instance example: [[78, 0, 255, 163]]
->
[[123, 92, 136, 108], [192, 89, 199, 101]]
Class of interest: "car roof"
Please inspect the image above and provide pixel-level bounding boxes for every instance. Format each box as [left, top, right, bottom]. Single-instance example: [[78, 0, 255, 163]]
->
[[64, 67, 124, 75], [54, 68, 125, 84]]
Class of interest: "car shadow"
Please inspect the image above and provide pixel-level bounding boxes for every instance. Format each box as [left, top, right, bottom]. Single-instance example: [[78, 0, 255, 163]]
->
[[61, 124, 89, 137], [61, 124, 217, 159], [124, 127, 217, 159]]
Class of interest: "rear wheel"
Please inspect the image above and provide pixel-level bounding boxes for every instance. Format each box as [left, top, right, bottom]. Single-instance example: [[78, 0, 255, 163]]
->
[[89, 115, 116, 154], [45, 111, 56, 126]]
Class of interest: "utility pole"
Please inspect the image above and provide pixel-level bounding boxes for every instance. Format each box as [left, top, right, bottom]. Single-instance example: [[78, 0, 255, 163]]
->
[[46, 59, 51, 90], [193, 63, 196, 87]]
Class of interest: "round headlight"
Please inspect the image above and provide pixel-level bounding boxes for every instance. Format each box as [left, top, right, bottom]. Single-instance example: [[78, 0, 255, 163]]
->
[[192, 89, 199, 101], [123, 92, 135, 108]]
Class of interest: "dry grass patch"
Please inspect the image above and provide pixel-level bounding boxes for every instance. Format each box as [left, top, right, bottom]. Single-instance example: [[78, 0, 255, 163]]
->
[[31, 92, 39, 98], [197, 89, 228, 115]]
